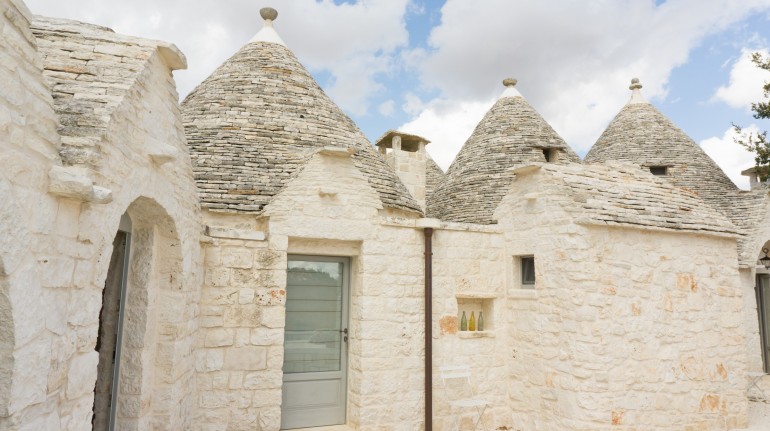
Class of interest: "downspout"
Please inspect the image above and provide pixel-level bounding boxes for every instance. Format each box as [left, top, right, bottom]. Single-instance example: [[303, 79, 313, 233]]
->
[[423, 226, 434, 431]]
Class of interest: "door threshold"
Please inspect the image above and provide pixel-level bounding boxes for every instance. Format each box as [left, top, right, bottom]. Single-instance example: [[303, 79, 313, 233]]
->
[[288, 426, 355, 431]]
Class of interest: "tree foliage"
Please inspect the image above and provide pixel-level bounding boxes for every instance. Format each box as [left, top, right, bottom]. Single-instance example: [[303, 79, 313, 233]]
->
[[734, 52, 770, 182]]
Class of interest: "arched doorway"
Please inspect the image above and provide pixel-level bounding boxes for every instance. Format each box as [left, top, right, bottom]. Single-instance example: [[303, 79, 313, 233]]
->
[[90, 197, 185, 430], [92, 213, 132, 430]]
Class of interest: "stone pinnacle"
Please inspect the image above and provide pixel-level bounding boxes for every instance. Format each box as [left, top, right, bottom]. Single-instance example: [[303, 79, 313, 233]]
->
[[503, 78, 518, 87], [260, 7, 278, 22], [629, 78, 642, 90]]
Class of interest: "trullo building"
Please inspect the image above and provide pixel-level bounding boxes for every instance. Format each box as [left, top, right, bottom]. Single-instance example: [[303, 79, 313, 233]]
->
[[1, 1, 770, 430]]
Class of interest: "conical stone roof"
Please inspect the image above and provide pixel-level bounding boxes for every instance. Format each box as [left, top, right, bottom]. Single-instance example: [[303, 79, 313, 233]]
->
[[428, 79, 580, 223], [585, 79, 737, 204], [181, 9, 421, 214], [585, 79, 770, 262]]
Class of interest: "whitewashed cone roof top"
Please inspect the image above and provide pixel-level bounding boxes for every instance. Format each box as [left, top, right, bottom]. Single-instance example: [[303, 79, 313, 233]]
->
[[586, 78, 768, 264], [181, 8, 421, 214], [428, 78, 581, 223]]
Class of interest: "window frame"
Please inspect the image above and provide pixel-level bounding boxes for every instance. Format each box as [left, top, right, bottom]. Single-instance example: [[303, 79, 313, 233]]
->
[[519, 255, 536, 288]]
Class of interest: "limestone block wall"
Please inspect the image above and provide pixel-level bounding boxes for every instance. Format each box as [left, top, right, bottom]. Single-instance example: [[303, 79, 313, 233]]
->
[[196, 217, 287, 431], [385, 145, 427, 209], [430, 226, 510, 430], [196, 152, 430, 431], [0, 0, 65, 428], [738, 202, 770, 384], [740, 267, 764, 375], [497, 179, 748, 430], [0, 3, 203, 427]]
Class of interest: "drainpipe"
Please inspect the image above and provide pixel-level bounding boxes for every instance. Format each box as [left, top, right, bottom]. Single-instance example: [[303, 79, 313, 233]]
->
[[424, 227, 433, 431], [418, 218, 439, 431]]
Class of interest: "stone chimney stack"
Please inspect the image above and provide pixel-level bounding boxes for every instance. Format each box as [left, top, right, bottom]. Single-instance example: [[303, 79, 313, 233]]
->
[[741, 166, 769, 190], [375, 130, 430, 210]]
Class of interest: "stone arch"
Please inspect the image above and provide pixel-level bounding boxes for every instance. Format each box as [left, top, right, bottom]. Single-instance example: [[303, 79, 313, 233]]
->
[[94, 196, 185, 429]]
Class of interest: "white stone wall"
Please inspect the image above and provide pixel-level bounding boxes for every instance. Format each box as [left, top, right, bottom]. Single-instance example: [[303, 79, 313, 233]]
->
[[430, 226, 509, 430], [197, 152, 430, 430], [385, 145, 427, 210], [0, 2, 202, 427], [0, 0, 65, 428], [496, 172, 749, 430]]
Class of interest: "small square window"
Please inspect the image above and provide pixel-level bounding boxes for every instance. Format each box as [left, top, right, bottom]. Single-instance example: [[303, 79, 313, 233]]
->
[[520, 256, 535, 287], [649, 166, 668, 176]]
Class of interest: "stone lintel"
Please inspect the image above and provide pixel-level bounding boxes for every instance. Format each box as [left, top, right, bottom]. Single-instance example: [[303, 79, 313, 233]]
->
[[205, 225, 266, 241], [317, 146, 355, 158]]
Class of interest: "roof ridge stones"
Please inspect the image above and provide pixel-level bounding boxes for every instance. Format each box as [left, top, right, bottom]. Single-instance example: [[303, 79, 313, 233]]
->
[[514, 162, 738, 236], [181, 11, 421, 214], [30, 16, 186, 167], [427, 78, 581, 224]]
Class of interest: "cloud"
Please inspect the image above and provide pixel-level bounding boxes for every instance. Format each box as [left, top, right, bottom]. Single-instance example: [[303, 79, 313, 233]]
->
[[25, 0, 411, 114], [712, 48, 770, 111], [407, 0, 770, 160], [699, 125, 760, 190], [400, 98, 494, 170]]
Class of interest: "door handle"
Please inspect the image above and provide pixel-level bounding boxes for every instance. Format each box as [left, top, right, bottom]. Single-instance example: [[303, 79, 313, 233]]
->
[[340, 328, 348, 342]]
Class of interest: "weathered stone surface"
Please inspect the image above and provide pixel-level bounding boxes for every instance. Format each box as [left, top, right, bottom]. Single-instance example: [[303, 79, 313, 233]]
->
[[429, 86, 581, 224], [65, 351, 98, 400], [508, 162, 738, 236], [585, 84, 768, 265], [224, 346, 267, 371], [181, 34, 421, 215]]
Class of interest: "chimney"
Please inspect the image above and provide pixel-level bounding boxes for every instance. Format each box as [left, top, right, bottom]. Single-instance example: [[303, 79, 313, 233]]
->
[[375, 130, 430, 210], [741, 166, 769, 190]]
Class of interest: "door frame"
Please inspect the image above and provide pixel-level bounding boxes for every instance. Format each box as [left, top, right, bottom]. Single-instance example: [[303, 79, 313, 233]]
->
[[757, 271, 770, 373], [281, 254, 351, 429]]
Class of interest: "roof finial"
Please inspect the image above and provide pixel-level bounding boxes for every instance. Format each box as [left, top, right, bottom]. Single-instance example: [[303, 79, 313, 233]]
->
[[260, 7, 278, 25], [249, 7, 286, 46], [500, 77, 522, 99], [627, 77, 647, 105]]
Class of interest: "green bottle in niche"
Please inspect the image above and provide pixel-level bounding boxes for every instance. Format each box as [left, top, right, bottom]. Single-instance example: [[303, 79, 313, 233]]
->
[[460, 311, 467, 331], [469, 311, 476, 331], [478, 311, 484, 331]]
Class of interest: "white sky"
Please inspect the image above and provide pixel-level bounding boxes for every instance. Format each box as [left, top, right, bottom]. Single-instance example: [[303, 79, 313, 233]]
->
[[22, 0, 770, 189]]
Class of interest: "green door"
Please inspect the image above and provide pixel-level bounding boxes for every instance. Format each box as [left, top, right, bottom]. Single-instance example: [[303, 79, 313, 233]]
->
[[281, 256, 349, 429]]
